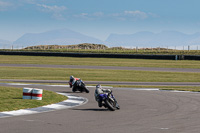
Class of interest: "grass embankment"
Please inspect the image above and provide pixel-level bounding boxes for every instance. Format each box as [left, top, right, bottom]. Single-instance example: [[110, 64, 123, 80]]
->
[[109, 85, 200, 92], [0, 55, 200, 91], [3, 47, 200, 55], [0, 67, 200, 82], [0, 86, 67, 112], [1, 55, 200, 69]]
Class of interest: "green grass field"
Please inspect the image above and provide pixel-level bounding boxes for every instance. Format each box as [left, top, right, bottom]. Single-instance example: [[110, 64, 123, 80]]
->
[[0, 86, 67, 112], [0, 55, 199, 83], [0, 55, 200, 93], [0, 67, 200, 82], [1, 55, 200, 68], [0, 54, 200, 112]]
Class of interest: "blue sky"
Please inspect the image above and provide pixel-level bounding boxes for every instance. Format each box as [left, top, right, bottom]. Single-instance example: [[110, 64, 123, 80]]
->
[[1, 0, 200, 41]]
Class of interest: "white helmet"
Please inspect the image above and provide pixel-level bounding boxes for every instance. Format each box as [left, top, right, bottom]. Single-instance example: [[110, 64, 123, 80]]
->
[[96, 84, 102, 89]]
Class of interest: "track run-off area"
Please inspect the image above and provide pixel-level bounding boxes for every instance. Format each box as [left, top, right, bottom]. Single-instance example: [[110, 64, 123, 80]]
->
[[0, 64, 200, 133]]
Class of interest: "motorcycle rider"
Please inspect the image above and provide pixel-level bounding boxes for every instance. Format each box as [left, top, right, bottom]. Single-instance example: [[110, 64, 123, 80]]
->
[[69, 75, 89, 93], [69, 75, 80, 89], [94, 84, 120, 109]]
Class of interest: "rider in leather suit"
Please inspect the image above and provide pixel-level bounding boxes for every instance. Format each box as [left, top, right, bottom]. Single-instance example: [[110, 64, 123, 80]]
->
[[94, 84, 119, 109], [69, 75, 80, 90]]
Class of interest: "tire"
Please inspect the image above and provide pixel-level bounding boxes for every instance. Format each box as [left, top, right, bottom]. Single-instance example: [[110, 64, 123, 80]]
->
[[82, 85, 89, 93], [85, 87, 89, 93], [105, 99, 115, 111]]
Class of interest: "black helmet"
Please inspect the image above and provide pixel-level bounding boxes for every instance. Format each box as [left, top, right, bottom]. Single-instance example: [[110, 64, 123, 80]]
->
[[70, 75, 74, 80]]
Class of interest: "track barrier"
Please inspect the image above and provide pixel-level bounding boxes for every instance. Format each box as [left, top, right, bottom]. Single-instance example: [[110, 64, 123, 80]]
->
[[22, 88, 43, 100], [22, 88, 32, 99], [1, 51, 200, 60], [32, 88, 43, 100]]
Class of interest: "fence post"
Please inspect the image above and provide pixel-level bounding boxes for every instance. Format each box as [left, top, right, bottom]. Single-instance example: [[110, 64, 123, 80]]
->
[[175, 55, 178, 60]]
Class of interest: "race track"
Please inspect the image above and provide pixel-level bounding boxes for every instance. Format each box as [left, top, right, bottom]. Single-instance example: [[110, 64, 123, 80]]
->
[[1, 84, 200, 133], [0, 64, 200, 133]]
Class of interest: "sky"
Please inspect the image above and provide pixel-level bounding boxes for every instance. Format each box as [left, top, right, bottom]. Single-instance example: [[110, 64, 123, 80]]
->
[[1, 0, 200, 42]]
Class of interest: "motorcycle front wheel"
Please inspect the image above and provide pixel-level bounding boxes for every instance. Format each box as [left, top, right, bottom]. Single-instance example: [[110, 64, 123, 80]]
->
[[82, 85, 89, 93], [105, 99, 115, 111]]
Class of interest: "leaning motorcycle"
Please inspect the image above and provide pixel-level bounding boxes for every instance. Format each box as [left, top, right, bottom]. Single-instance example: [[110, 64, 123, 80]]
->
[[72, 80, 89, 93], [99, 92, 120, 111]]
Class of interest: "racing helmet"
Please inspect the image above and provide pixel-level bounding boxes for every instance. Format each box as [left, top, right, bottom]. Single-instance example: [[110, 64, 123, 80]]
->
[[96, 84, 102, 89], [70, 75, 74, 81]]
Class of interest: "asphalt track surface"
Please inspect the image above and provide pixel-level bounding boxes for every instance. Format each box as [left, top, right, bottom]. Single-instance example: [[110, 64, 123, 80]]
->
[[1, 79, 200, 86], [1, 84, 200, 133], [1, 64, 200, 133]]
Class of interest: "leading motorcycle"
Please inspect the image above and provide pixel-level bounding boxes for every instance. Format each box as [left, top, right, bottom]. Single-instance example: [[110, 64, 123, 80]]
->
[[72, 79, 89, 93]]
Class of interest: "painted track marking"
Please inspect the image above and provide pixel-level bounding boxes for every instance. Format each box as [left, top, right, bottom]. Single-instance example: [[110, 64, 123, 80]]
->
[[0, 92, 88, 118]]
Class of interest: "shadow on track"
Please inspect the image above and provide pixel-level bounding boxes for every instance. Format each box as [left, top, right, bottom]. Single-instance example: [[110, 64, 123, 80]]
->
[[57, 91, 83, 94], [72, 108, 109, 111]]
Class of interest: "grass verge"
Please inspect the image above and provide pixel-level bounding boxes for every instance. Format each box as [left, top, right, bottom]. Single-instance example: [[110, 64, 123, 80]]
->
[[0, 86, 67, 112], [0, 67, 200, 82], [100, 84, 200, 92], [1, 55, 200, 69]]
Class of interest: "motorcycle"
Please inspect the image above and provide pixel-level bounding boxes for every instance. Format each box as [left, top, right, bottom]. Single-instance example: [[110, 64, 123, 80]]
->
[[72, 79, 89, 93], [99, 91, 120, 111]]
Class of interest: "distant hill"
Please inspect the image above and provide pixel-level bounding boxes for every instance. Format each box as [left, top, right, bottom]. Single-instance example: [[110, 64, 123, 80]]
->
[[105, 31, 200, 48], [13, 29, 104, 47], [6, 29, 200, 49]]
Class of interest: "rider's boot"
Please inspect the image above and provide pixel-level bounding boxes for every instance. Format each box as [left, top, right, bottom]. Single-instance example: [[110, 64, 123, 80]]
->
[[113, 98, 120, 109], [98, 101, 103, 107], [102, 103, 107, 108], [116, 103, 120, 109], [72, 87, 76, 92]]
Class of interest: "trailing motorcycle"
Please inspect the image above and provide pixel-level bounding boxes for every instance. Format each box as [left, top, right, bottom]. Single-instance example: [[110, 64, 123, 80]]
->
[[99, 91, 120, 111], [72, 79, 89, 93]]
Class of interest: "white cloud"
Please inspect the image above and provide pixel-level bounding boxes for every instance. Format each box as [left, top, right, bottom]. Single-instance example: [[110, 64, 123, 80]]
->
[[74, 10, 157, 21], [19, 0, 52, 4], [0, 1, 12, 11], [124, 10, 148, 19], [74, 12, 104, 20], [0, 0, 68, 21], [19, 0, 35, 4], [37, 4, 67, 13], [92, 12, 104, 17], [37, 4, 67, 20], [110, 10, 149, 21]]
